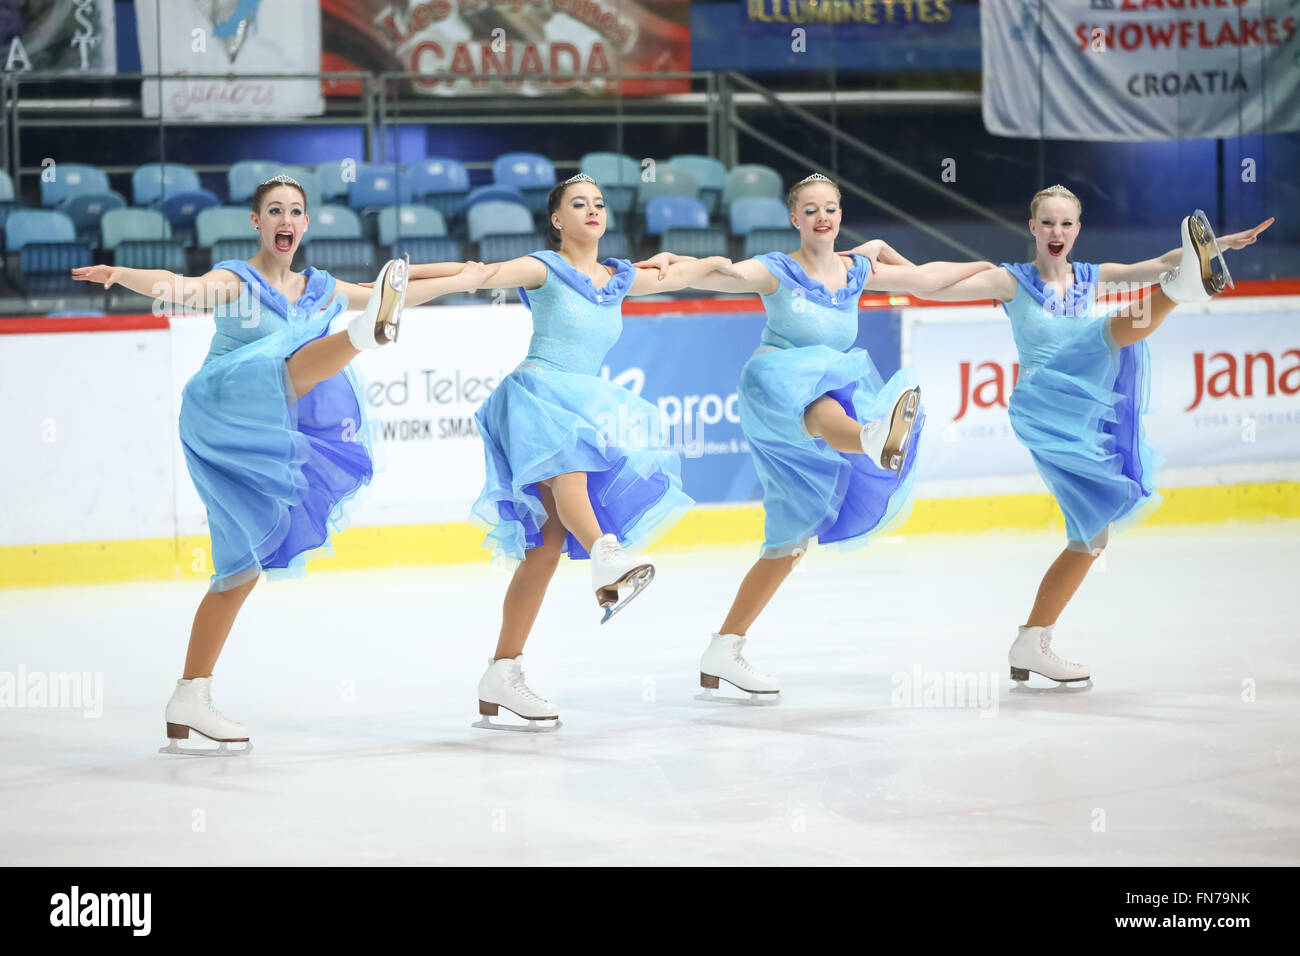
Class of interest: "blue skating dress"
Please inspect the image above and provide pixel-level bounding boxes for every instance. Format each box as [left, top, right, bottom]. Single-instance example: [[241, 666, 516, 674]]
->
[[178, 261, 373, 591], [471, 250, 693, 561], [739, 252, 924, 558], [1002, 261, 1161, 549]]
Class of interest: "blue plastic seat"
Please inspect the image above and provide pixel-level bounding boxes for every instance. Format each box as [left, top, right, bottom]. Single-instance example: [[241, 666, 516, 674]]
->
[[348, 165, 413, 211], [637, 167, 699, 211], [56, 191, 127, 245], [132, 163, 201, 206], [209, 238, 260, 269], [722, 164, 784, 206], [743, 227, 801, 258], [467, 200, 534, 244], [660, 226, 727, 258], [377, 205, 446, 246], [157, 189, 221, 245], [306, 238, 375, 284], [6, 210, 92, 289], [227, 161, 281, 203], [40, 164, 111, 208], [395, 236, 461, 263], [668, 155, 726, 216], [729, 197, 791, 236], [409, 158, 469, 198], [317, 160, 370, 202], [580, 152, 641, 218], [597, 232, 630, 260], [6, 209, 77, 252], [197, 206, 256, 247], [309, 204, 363, 240], [493, 152, 555, 214], [101, 208, 172, 250], [0, 169, 13, 202], [480, 233, 543, 262], [644, 196, 709, 237], [465, 184, 526, 210]]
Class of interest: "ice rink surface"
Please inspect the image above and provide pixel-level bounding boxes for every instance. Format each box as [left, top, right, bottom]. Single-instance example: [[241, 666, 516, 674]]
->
[[2, 522, 1297, 866]]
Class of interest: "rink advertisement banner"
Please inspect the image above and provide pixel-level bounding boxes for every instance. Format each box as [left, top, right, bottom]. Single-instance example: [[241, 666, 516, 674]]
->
[[1, 0, 116, 74], [691, 0, 979, 72], [981, 0, 1300, 140], [904, 299, 1300, 483], [320, 0, 691, 97], [134, 0, 324, 121]]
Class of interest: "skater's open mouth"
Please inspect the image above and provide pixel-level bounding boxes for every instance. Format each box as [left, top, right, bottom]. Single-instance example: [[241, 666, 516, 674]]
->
[[1048, 240, 1065, 255], [274, 230, 294, 252]]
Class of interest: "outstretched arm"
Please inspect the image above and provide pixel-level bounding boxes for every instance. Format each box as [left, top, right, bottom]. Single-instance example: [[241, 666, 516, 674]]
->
[[910, 265, 1019, 303], [1098, 217, 1274, 285], [627, 255, 748, 295], [70, 265, 242, 308], [863, 259, 999, 295], [632, 252, 778, 295], [335, 261, 501, 309], [845, 238, 916, 268]]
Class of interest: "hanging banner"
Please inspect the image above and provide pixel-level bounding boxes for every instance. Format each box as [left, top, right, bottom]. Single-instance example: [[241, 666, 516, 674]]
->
[[981, 0, 1300, 140], [320, 0, 691, 97], [135, 0, 324, 121], [0, 0, 116, 75]]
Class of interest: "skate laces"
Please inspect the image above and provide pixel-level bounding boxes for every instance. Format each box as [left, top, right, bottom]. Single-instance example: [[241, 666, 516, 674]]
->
[[595, 536, 624, 561], [1038, 633, 1080, 668], [507, 664, 549, 706], [197, 682, 234, 722], [730, 637, 757, 674]]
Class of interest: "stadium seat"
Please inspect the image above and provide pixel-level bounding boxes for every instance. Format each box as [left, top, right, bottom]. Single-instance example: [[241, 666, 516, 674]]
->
[[465, 184, 526, 210], [56, 191, 127, 246], [309, 204, 363, 240], [637, 166, 699, 211], [306, 238, 375, 284], [660, 226, 727, 258], [197, 206, 256, 248], [645, 196, 709, 236], [398, 236, 461, 264], [377, 205, 446, 247], [317, 159, 370, 202], [132, 163, 201, 206], [743, 227, 801, 258], [39, 164, 110, 208], [348, 165, 413, 212], [114, 240, 185, 272], [409, 158, 470, 223], [467, 200, 534, 244], [100, 208, 172, 250], [5, 210, 92, 291], [722, 164, 784, 206], [668, 155, 726, 216], [579, 152, 640, 217], [0, 168, 13, 202], [157, 189, 221, 247], [480, 233, 543, 262], [227, 160, 281, 203], [493, 152, 555, 214], [5, 209, 76, 252], [209, 238, 260, 269], [597, 232, 630, 260], [729, 197, 791, 236]]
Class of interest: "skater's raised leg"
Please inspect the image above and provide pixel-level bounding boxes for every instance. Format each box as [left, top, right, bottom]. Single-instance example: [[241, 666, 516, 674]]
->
[[804, 387, 922, 471]]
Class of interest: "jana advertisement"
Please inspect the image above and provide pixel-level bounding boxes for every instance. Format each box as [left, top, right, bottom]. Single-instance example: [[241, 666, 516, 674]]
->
[[904, 299, 1300, 484], [981, 0, 1300, 140], [134, 0, 325, 121], [321, 0, 691, 96]]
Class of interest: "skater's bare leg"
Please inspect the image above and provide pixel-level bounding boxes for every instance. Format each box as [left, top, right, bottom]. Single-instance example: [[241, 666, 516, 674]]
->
[[719, 554, 800, 636], [1025, 547, 1100, 628], [285, 331, 361, 400], [550, 471, 603, 552], [1109, 287, 1179, 349], [182, 577, 257, 679], [804, 396, 866, 455], [494, 484, 566, 660]]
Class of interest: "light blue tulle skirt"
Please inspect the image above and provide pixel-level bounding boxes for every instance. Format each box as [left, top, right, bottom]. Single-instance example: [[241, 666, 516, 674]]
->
[[179, 328, 373, 591], [1008, 318, 1162, 546], [471, 364, 693, 561], [739, 345, 925, 558]]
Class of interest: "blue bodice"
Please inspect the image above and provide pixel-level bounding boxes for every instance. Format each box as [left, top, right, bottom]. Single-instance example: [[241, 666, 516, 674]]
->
[[755, 252, 871, 351], [1001, 261, 1101, 372], [516, 250, 635, 376], [203, 260, 345, 364]]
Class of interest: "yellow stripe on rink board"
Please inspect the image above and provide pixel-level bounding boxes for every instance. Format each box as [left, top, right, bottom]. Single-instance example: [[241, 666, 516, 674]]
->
[[3, 483, 1297, 590]]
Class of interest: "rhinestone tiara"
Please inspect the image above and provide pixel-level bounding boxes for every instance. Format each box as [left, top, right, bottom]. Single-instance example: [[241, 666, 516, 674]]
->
[[562, 172, 597, 186], [260, 173, 302, 189], [796, 172, 835, 186]]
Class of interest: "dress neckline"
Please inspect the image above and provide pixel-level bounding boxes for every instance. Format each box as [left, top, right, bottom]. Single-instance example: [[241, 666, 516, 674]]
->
[[217, 260, 335, 318], [758, 251, 870, 307], [519, 249, 635, 310], [1004, 261, 1097, 317]]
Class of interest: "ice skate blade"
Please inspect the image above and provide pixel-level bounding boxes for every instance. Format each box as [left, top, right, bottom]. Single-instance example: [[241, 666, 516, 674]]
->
[[597, 564, 655, 624], [1009, 667, 1092, 692], [695, 689, 781, 706], [158, 739, 253, 756], [1190, 209, 1234, 293], [472, 716, 563, 733], [373, 254, 408, 345], [877, 386, 921, 472]]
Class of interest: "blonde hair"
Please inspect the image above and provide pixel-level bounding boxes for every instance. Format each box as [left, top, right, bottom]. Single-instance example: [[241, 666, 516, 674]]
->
[[786, 172, 841, 209], [1030, 184, 1082, 219]]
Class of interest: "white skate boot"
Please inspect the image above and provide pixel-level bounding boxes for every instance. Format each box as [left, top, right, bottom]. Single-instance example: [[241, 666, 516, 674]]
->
[[1008, 625, 1090, 685], [697, 633, 780, 705], [159, 677, 252, 756], [860, 385, 921, 472], [473, 655, 562, 732], [590, 533, 654, 624], [347, 254, 408, 349], [1159, 210, 1233, 304]]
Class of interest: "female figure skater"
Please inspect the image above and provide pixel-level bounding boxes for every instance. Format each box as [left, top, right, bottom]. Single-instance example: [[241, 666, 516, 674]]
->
[[405, 171, 743, 730], [72, 174, 496, 754], [641, 172, 994, 702], [909, 185, 1272, 684]]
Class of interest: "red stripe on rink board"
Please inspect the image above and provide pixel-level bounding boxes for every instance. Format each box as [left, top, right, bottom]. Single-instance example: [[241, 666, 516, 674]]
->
[[0, 313, 170, 334]]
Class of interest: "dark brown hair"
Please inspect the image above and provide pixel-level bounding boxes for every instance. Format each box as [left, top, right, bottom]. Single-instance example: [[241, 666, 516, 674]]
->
[[545, 178, 603, 248], [251, 178, 308, 214]]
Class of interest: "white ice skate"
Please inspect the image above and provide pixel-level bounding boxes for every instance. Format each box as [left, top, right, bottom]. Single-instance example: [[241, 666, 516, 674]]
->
[[473, 655, 562, 732], [590, 533, 654, 624], [1008, 625, 1090, 685], [1159, 210, 1233, 304], [158, 677, 253, 756], [697, 633, 780, 705], [347, 253, 408, 349], [860, 385, 921, 472]]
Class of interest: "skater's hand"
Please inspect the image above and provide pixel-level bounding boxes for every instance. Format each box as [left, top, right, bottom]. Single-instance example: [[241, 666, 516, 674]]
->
[[71, 265, 121, 289], [634, 251, 693, 281], [459, 260, 499, 292], [1219, 217, 1274, 250]]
